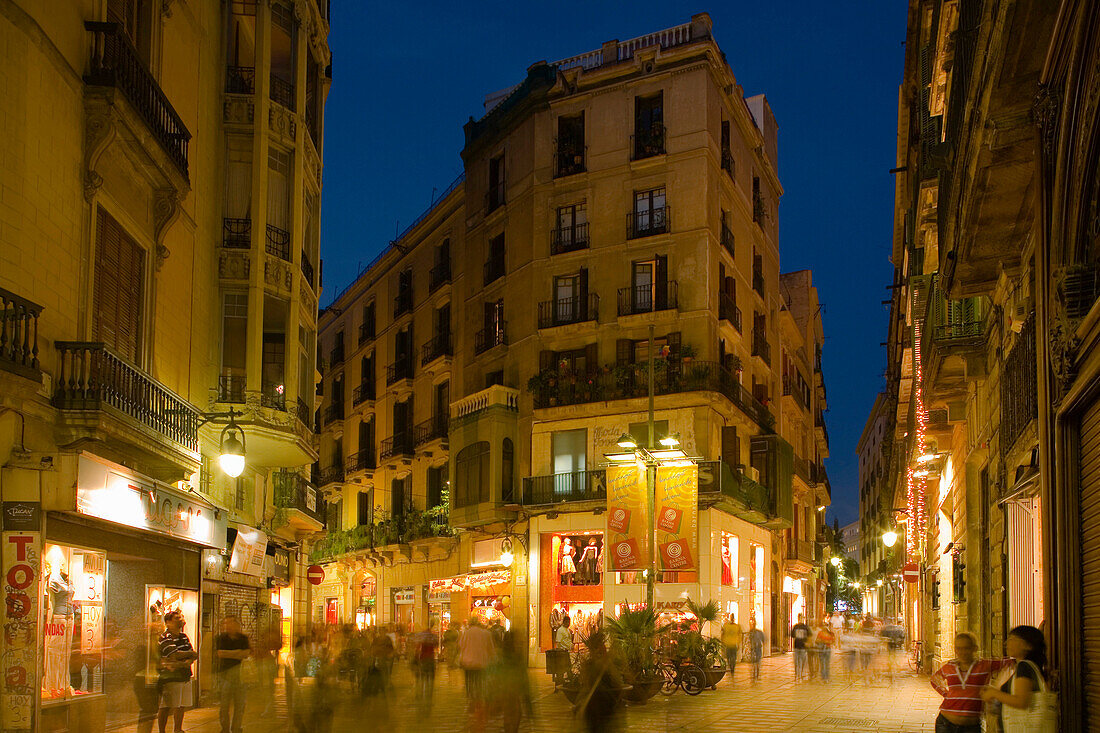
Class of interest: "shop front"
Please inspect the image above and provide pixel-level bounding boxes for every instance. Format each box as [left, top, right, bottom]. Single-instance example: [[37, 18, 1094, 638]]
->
[[41, 453, 223, 732], [314, 565, 345, 626], [425, 581, 453, 631], [354, 574, 377, 630], [392, 587, 416, 631], [540, 529, 605, 649]]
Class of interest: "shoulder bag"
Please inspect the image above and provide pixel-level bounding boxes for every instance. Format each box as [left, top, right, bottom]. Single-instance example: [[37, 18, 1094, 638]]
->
[[1001, 660, 1058, 733]]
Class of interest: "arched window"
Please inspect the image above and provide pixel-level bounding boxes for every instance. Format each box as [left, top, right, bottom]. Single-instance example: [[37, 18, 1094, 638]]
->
[[502, 438, 514, 502], [455, 441, 490, 507]]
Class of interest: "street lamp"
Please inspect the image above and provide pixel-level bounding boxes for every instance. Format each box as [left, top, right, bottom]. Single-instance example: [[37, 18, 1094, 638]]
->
[[830, 556, 842, 567], [882, 529, 899, 548], [194, 408, 248, 477]]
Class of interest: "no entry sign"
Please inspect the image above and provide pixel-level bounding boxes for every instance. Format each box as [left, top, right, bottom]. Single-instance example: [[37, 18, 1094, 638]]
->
[[902, 562, 920, 584], [307, 564, 325, 585]]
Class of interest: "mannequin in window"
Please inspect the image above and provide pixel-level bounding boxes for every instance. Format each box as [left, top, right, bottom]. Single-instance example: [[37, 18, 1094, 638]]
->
[[577, 538, 600, 585], [43, 561, 76, 698], [721, 542, 733, 586], [559, 538, 576, 585]]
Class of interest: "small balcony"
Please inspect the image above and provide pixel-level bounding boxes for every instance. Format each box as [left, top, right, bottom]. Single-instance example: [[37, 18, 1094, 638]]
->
[[352, 381, 376, 406], [484, 257, 505, 286], [323, 403, 344, 426], [753, 192, 767, 224], [429, 260, 452, 293], [421, 333, 453, 366], [697, 460, 773, 519], [782, 375, 808, 413], [517, 470, 607, 506], [485, 182, 505, 214], [329, 342, 345, 367], [222, 218, 251, 249], [295, 397, 312, 426], [538, 294, 599, 329], [631, 124, 666, 160], [380, 432, 415, 461], [787, 538, 815, 565], [721, 148, 734, 178], [359, 320, 375, 345], [273, 473, 324, 530], [720, 224, 735, 258], [265, 224, 290, 261], [301, 251, 315, 289], [551, 222, 589, 255], [260, 380, 287, 411], [719, 294, 741, 332], [393, 290, 413, 318], [0, 288, 43, 380], [84, 22, 190, 178], [752, 331, 771, 365], [317, 463, 344, 487], [474, 324, 507, 355], [617, 282, 677, 316], [554, 141, 586, 178], [413, 415, 448, 448], [752, 271, 765, 298], [217, 375, 246, 404], [345, 448, 376, 474], [385, 357, 413, 385], [627, 206, 670, 239], [792, 454, 813, 486], [270, 75, 295, 111], [225, 65, 255, 95]]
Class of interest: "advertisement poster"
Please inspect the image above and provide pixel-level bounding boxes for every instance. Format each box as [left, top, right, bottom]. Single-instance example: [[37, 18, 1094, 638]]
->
[[1, 519, 40, 730], [655, 464, 698, 570], [606, 464, 647, 570], [229, 526, 268, 576]]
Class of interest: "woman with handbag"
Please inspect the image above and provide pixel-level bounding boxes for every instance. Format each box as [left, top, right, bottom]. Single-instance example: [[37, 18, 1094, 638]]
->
[[980, 625, 1056, 732]]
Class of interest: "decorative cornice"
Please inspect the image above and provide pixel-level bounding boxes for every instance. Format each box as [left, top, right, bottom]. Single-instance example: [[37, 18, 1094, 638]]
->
[[1033, 83, 1060, 159]]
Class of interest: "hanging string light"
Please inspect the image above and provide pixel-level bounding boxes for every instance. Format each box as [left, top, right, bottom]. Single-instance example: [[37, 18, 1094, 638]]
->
[[906, 317, 929, 558]]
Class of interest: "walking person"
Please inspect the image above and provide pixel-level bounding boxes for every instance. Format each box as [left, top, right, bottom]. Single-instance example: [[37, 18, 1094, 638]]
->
[[790, 614, 811, 682], [746, 618, 766, 683], [930, 631, 1013, 733], [458, 615, 497, 729], [720, 613, 742, 682], [213, 616, 251, 733], [411, 622, 438, 713], [496, 631, 533, 733], [816, 619, 836, 683], [980, 625, 1050, 733], [156, 611, 198, 733]]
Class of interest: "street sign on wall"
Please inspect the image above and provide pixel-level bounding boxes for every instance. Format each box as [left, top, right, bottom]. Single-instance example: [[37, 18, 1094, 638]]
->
[[902, 562, 920, 583], [307, 565, 325, 585]]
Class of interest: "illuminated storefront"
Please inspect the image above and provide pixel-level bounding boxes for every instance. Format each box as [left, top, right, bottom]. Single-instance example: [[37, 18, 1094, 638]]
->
[[355, 574, 377, 629]]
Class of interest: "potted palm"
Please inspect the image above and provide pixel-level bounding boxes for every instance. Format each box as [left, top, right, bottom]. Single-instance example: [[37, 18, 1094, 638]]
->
[[684, 599, 726, 688], [603, 605, 670, 704]]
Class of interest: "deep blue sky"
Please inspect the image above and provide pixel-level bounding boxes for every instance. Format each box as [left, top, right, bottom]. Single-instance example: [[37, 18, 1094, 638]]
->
[[320, 2, 906, 526]]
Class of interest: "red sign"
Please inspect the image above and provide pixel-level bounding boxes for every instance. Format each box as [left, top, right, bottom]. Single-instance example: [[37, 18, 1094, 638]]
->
[[307, 565, 325, 585], [902, 562, 920, 584]]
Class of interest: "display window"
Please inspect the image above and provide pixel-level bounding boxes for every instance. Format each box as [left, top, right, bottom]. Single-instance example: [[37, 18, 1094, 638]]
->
[[750, 543, 765, 625], [615, 569, 698, 583], [552, 532, 604, 586], [548, 602, 602, 646], [42, 543, 106, 700], [540, 532, 603, 651], [721, 533, 739, 587]]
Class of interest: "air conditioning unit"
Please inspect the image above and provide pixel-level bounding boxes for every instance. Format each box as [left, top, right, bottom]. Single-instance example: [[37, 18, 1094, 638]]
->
[[746, 466, 760, 482]]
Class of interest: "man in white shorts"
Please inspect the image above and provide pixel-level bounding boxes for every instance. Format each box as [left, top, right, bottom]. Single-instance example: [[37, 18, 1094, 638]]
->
[[157, 610, 198, 733]]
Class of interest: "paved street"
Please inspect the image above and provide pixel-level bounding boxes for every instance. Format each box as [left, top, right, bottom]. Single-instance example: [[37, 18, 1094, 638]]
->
[[126, 654, 942, 733]]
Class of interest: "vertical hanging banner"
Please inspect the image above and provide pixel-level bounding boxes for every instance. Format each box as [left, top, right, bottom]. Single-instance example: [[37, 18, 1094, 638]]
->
[[2, 502, 41, 731], [655, 464, 698, 570], [606, 464, 647, 570]]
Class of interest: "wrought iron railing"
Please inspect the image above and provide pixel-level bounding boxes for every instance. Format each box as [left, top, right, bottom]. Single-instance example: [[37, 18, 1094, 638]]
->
[[301, 251, 314, 289], [393, 290, 413, 317], [719, 293, 741, 332], [380, 432, 415, 460], [352, 381, 375, 406], [260, 380, 286, 411], [696, 460, 772, 516], [270, 75, 295, 110], [485, 182, 505, 213], [783, 375, 807, 412], [787, 539, 814, 563], [551, 222, 589, 255], [345, 448, 376, 474], [54, 342, 200, 451], [421, 333, 453, 366], [520, 469, 607, 506], [721, 148, 734, 178], [84, 22, 191, 178], [0, 288, 42, 378], [359, 320, 375, 344], [617, 282, 677, 316], [627, 206, 669, 239], [752, 330, 771, 365], [429, 260, 452, 292], [273, 472, 324, 524], [413, 416, 448, 447], [386, 358, 413, 385], [318, 464, 344, 487], [721, 224, 735, 258], [484, 256, 505, 286], [217, 375, 246, 403], [329, 342, 344, 366], [752, 271, 765, 298], [554, 140, 586, 177], [323, 403, 344, 424], [538, 294, 599, 329], [223, 218, 251, 248], [296, 396, 312, 426], [474, 324, 507, 355], [225, 65, 255, 95], [1000, 314, 1037, 454], [265, 224, 290, 261], [631, 124, 666, 160]]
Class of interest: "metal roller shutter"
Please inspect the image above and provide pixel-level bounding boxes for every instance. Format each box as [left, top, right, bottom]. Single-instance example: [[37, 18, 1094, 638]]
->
[[1079, 399, 1100, 717]]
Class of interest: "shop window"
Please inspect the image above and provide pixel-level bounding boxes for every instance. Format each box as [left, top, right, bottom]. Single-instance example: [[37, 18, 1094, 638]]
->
[[455, 441, 490, 507], [721, 533, 740, 587], [543, 531, 605, 651], [42, 544, 106, 699]]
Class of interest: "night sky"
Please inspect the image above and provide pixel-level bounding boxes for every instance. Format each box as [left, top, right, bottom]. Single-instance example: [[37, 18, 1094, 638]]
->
[[319, 1, 907, 526]]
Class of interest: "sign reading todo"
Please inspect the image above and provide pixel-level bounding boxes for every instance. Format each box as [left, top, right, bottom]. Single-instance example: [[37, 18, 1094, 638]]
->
[[2, 520, 40, 730], [655, 464, 698, 571], [606, 464, 647, 570]]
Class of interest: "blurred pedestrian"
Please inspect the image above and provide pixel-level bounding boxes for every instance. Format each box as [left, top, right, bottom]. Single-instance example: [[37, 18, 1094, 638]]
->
[[816, 618, 836, 683], [720, 613, 742, 681], [575, 631, 623, 733], [746, 618, 766, 683], [495, 631, 533, 733], [412, 622, 438, 712], [459, 615, 497, 729], [255, 621, 281, 716], [790, 614, 810, 682], [931, 631, 1012, 733], [214, 616, 250, 733]]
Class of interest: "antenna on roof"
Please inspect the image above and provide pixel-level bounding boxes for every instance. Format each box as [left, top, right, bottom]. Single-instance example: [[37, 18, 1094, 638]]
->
[[430, 187, 438, 206]]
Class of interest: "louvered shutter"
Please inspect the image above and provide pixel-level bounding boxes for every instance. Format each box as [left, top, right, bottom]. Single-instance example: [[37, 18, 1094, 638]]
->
[[539, 350, 554, 372], [94, 209, 143, 364], [722, 426, 739, 468], [1080, 399, 1100, 718], [655, 254, 669, 309], [579, 267, 589, 319]]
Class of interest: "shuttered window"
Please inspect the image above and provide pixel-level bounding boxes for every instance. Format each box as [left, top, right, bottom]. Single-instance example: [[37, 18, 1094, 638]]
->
[[93, 209, 145, 364], [1079, 399, 1100, 714]]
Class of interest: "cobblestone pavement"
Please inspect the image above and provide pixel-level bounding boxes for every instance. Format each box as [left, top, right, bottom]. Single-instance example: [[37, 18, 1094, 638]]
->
[[123, 654, 942, 733]]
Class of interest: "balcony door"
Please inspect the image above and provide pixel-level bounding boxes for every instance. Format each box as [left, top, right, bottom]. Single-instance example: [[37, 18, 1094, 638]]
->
[[434, 381, 450, 426], [484, 300, 505, 337], [634, 188, 666, 235], [393, 397, 412, 443], [554, 271, 586, 324], [551, 429, 586, 497], [632, 255, 667, 312], [358, 419, 373, 467]]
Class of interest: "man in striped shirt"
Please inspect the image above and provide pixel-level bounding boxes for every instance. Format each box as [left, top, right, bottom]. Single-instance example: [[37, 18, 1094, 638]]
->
[[930, 632, 1013, 733], [157, 610, 198, 733]]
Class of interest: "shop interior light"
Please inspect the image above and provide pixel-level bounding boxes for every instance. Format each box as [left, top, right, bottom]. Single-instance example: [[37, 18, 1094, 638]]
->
[[882, 530, 899, 548], [500, 550, 514, 567], [877, 579, 884, 587], [817, 505, 826, 511], [617, 433, 639, 450], [913, 468, 930, 478], [219, 422, 246, 478]]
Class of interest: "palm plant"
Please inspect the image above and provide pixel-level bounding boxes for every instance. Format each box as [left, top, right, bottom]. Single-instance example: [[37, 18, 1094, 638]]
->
[[603, 605, 672, 681]]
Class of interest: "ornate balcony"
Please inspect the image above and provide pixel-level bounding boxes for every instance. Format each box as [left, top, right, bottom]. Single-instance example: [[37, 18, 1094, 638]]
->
[[0, 288, 42, 380], [301, 251, 315, 289], [217, 375, 245, 404], [474, 324, 507, 355], [627, 206, 669, 239], [421, 333, 453, 366], [225, 65, 255, 95], [296, 397, 312, 426], [380, 432, 415, 460], [223, 218, 251, 249], [270, 75, 295, 111], [265, 224, 290, 261], [413, 416, 448, 448], [617, 282, 677, 316], [273, 472, 324, 530], [538, 294, 599, 329], [518, 469, 606, 506], [260, 380, 286, 411]]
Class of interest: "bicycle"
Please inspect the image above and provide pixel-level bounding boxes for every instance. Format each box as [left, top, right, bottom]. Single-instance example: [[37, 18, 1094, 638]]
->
[[907, 640, 923, 672], [658, 659, 706, 696]]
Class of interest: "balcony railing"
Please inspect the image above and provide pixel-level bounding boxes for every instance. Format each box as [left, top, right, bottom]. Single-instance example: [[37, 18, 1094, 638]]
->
[[270, 75, 295, 111], [815, 412, 830, 449], [485, 182, 505, 214], [359, 320, 375, 344], [393, 290, 413, 318], [413, 416, 448, 447], [1000, 315, 1037, 453], [788, 539, 814, 563], [531, 361, 774, 430], [551, 222, 589, 255], [225, 65, 255, 95], [301, 251, 314, 289], [421, 333, 453, 366], [519, 469, 607, 506], [352, 381, 376, 406], [379, 432, 415, 460], [783, 375, 807, 412], [345, 448, 376, 474], [54, 342, 200, 452], [217, 375, 245, 403], [223, 218, 251, 249], [273, 473, 325, 524], [296, 396, 312, 426], [627, 206, 669, 239], [697, 460, 772, 517], [386, 357, 413, 385], [752, 331, 771, 365], [554, 141, 586, 177], [265, 224, 290, 260], [484, 257, 505, 286], [538, 294, 599, 329], [329, 343, 345, 366], [475, 324, 507, 355], [617, 282, 678, 316], [792, 454, 812, 485], [631, 124, 666, 160], [84, 22, 191, 178], [429, 260, 452, 292], [323, 403, 344, 425], [719, 293, 741, 332], [0, 288, 42, 379], [318, 464, 344, 487], [720, 224, 735, 258], [260, 380, 286, 411], [753, 192, 767, 224], [721, 148, 734, 178]]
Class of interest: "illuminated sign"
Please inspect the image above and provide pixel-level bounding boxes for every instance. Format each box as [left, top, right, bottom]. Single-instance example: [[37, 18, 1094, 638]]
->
[[77, 455, 223, 548], [229, 525, 268, 576]]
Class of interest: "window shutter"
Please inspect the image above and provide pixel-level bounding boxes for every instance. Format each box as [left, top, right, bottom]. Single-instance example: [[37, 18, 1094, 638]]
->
[[579, 268, 589, 319], [667, 331, 681, 357], [617, 339, 634, 366], [539, 350, 555, 372], [655, 254, 669, 309], [94, 209, 144, 364], [585, 343, 598, 374], [721, 426, 740, 469]]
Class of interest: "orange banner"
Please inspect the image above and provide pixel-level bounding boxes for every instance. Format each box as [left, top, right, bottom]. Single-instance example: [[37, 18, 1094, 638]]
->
[[655, 464, 698, 570], [606, 464, 647, 570]]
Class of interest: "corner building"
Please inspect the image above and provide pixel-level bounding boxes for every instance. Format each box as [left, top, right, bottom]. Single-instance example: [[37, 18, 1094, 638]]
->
[[0, 1, 330, 728], [315, 14, 832, 663]]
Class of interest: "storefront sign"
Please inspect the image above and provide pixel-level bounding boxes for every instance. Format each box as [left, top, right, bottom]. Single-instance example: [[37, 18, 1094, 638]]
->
[[77, 455, 223, 548], [606, 464, 647, 570], [427, 589, 450, 604], [655, 464, 698, 570], [430, 576, 468, 593], [468, 569, 510, 589], [1, 502, 40, 532], [2, 521, 40, 730], [393, 588, 415, 604], [229, 525, 268, 576], [272, 548, 291, 585]]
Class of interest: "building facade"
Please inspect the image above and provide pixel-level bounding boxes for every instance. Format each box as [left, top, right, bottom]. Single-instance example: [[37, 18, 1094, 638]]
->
[[0, 0, 329, 728], [857, 393, 896, 616], [314, 14, 832, 664]]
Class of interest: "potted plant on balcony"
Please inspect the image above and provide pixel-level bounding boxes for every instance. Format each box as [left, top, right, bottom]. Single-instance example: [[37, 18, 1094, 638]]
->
[[603, 605, 671, 704]]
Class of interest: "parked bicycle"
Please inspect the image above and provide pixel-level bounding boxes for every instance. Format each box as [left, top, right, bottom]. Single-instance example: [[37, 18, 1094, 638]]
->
[[908, 640, 924, 672], [658, 659, 706, 696]]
